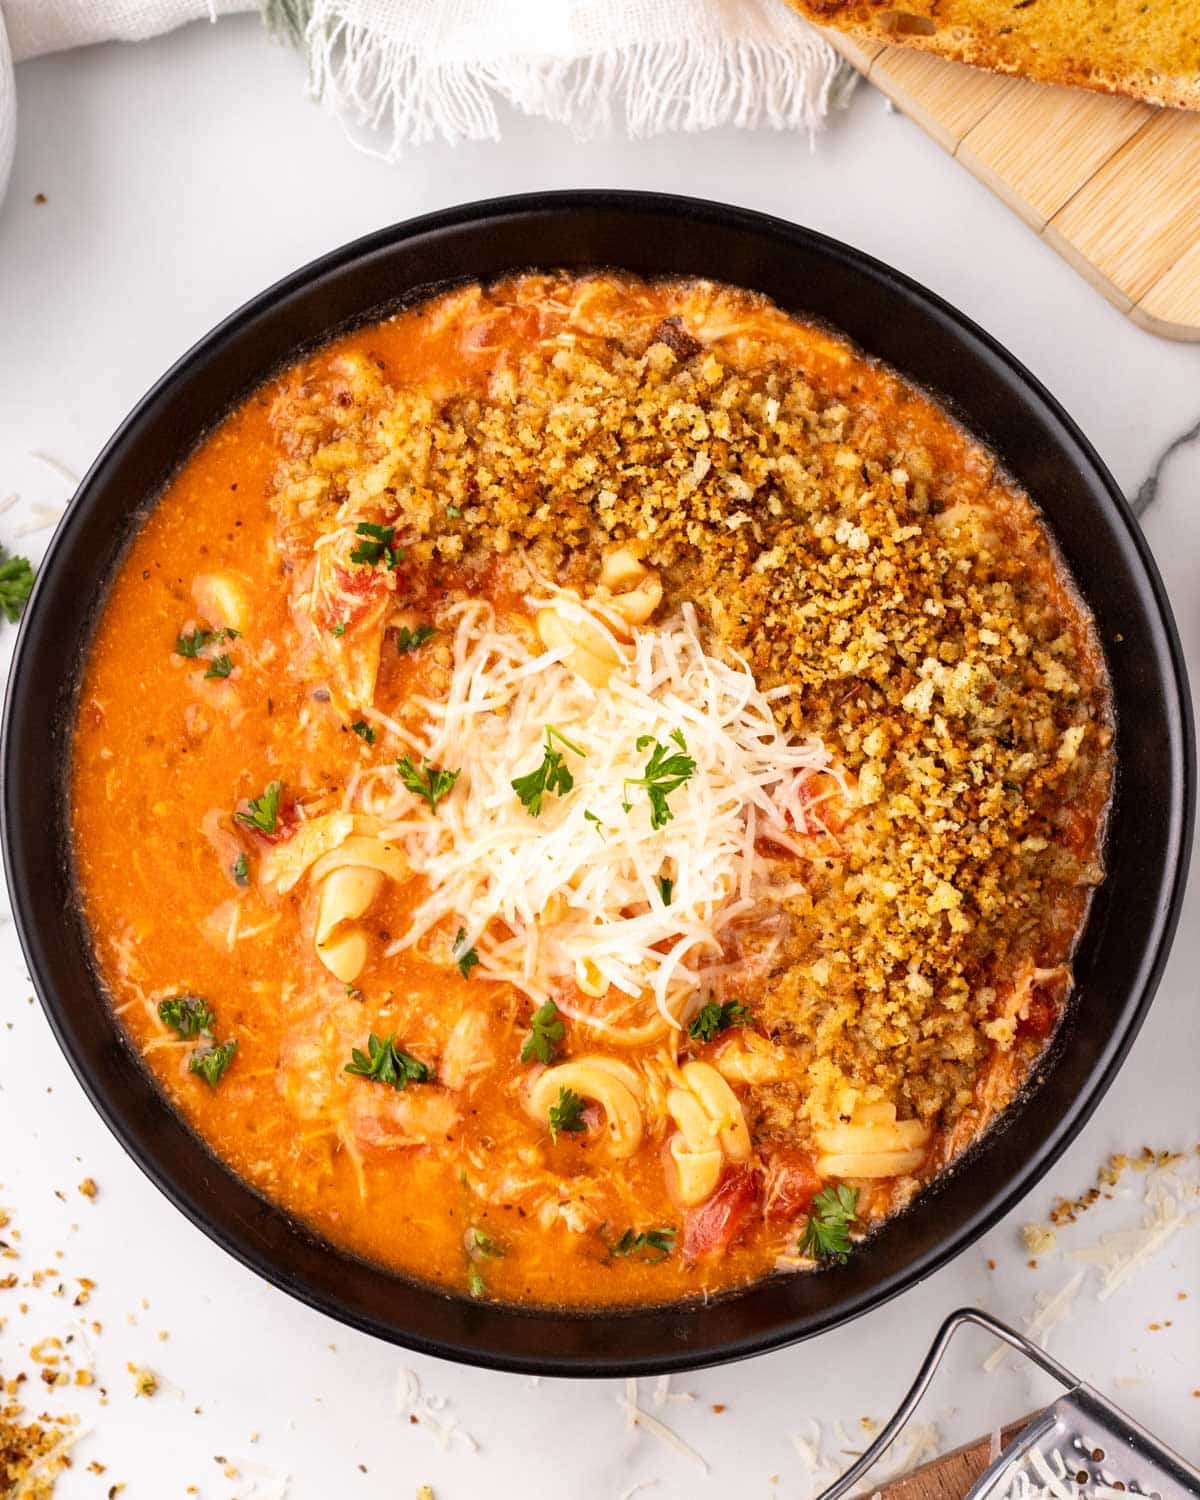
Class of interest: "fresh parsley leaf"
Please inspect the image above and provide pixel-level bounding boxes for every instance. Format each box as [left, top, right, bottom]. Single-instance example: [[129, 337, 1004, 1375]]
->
[[188, 1038, 237, 1088], [159, 994, 237, 1085], [548, 1085, 587, 1141], [467, 1227, 507, 1259], [176, 626, 216, 658], [331, 621, 346, 637], [452, 927, 480, 979], [0, 551, 34, 624], [623, 728, 696, 829], [204, 653, 234, 680], [396, 755, 459, 813], [511, 726, 585, 816], [799, 1183, 859, 1264], [344, 1033, 431, 1090], [584, 809, 605, 837], [349, 521, 404, 569], [177, 625, 238, 660], [233, 781, 281, 836], [608, 1226, 676, 1262], [157, 994, 216, 1039], [350, 719, 376, 745], [687, 999, 752, 1044], [395, 623, 436, 655], [657, 875, 673, 905], [446, 505, 462, 519], [232, 853, 249, 887], [520, 999, 564, 1065]]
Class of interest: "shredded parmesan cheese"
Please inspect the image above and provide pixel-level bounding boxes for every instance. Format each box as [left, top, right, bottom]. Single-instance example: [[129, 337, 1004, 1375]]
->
[[13, 502, 65, 537], [28, 451, 79, 486], [984, 1270, 1086, 1372], [394, 1368, 479, 1453], [617, 1377, 710, 1472], [373, 601, 834, 1033]]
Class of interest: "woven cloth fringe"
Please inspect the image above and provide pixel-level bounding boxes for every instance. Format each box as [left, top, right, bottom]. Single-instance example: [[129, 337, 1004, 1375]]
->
[[266, 0, 844, 154], [0, 0, 848, 204]]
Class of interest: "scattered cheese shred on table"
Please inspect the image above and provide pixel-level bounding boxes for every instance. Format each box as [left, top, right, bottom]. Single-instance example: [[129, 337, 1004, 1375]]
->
[[616, 1378, 709, 1473], [394, 1368, 479, 1454]]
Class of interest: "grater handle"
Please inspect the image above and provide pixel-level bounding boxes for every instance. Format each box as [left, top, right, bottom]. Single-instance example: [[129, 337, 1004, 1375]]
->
[[812, 1308, 1078, 1500]]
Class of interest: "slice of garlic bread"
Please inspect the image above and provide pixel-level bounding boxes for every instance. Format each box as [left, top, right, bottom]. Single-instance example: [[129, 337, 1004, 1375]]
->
[[787, 0, 1200, 110]]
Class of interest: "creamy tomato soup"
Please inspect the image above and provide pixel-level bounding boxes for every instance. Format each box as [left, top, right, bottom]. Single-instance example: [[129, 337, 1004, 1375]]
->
[[71, 274, 1113, 1305]]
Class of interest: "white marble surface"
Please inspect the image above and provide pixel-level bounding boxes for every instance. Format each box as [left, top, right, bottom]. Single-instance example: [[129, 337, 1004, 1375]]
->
[[0, 17, 1197, 1499]]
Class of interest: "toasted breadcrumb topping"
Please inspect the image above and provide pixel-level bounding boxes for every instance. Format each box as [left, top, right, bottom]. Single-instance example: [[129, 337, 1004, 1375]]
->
[[268, 273, 1111, 1145]]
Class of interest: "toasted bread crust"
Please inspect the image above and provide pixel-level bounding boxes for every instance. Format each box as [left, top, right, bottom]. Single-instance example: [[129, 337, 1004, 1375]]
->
[[788, 0, 1200, 110]]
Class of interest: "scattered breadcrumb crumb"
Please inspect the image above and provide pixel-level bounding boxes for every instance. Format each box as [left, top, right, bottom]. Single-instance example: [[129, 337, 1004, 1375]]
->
[[1021, 1223, 1057, 1255], [128, 1365, 158, 1398], [77, 1180, 97, 1201]]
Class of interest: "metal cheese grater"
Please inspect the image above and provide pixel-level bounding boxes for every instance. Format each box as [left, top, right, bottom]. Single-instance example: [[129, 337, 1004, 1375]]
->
[[815, 1309, 1200, 1500]]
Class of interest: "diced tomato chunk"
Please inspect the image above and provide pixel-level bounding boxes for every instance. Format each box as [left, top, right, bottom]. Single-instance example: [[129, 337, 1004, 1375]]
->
[[1017, 991, 1057, 1040], [335, 564, 387, 599], [682, 1166, 760, 1260], [762, 1147, 821, 1222]]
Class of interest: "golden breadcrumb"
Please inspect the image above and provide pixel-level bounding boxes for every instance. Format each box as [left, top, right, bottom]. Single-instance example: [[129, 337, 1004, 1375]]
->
[[268, 273, 1112, 1141]]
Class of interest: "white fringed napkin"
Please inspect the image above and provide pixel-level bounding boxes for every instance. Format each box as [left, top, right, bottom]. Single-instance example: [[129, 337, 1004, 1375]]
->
[[0, 0, 841, 202]]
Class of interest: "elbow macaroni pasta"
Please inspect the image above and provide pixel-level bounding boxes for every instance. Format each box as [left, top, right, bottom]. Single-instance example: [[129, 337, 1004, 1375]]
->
[[814, 1102, 931, 1179], [534, 554, 663, 688], [526, 1056, 645, 1159], [310, 834, 408, 983], [666, 1061, 751, 1205]]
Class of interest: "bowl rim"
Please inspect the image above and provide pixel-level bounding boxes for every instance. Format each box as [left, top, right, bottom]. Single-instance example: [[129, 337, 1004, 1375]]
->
[[3, 190, 1194, 1376]]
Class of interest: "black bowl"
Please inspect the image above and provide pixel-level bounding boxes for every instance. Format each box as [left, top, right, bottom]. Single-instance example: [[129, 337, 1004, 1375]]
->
[[3, 192, 1192, 1375]]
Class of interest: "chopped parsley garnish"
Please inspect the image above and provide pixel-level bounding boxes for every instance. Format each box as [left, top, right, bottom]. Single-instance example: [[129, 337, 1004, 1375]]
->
[[344, 1033, 431, 1090], [511, 726, 585, 816], [331, 621, 346, 637], [548, 1085, 587, 1141], [466, 1262, 486, 1298], [204, 653, 233, 680], [349, 520, 404, 569], [350, 719, 376, 745], [608, 1226, 676, 1262], [452, 928, 480, 979], [396, 755, 459, 813], [395, 623, 436, 655], [175, 626, 216, 658], [232, 853, 249, 887], [176, 625, 238, 659], [188, 1038, 237, 1088], [157, 994, 216, 1039], [233, 780, 281, 836], [657, 875, 673, 905], [520, 999, 564, 1065], [467, 1227, 507, 1259], [0, 551, 34, 623], [687, 999, 751, 1044], [623, 729, 696, 830], [584, 809, 605, 837], [445, 505, 462, 519], [799, 1184, 859, 1264], [159, 994, 236, 1085]]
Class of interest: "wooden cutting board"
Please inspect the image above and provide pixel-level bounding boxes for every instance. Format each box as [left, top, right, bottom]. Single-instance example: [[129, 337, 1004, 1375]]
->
[[875, 1416, 1033, 1500], [824, 34, 1200, 342]]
